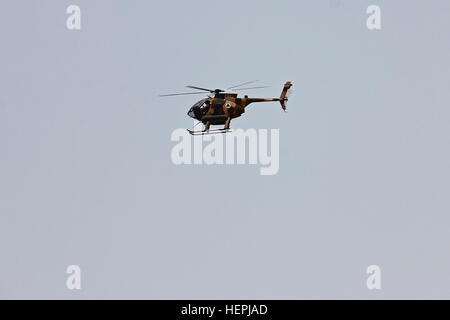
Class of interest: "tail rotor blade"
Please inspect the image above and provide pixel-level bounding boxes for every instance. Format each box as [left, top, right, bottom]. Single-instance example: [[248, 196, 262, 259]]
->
[[286, 88, 294, 98]]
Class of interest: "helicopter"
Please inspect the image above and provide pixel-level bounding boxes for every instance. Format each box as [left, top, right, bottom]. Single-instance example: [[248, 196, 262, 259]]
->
[[160, 81, 293, 135]]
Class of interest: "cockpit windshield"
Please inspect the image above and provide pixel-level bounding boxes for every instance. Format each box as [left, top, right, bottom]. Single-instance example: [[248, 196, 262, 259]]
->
[[192, 99, 210, 109], [188, 99, 211, 119]]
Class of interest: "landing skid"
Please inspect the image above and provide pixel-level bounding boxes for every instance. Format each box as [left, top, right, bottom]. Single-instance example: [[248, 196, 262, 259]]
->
[[187, 128, 231, 136]]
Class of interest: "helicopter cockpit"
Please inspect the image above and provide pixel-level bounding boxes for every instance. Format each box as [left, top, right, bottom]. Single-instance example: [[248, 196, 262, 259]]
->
[[187, 99, 210, 119]]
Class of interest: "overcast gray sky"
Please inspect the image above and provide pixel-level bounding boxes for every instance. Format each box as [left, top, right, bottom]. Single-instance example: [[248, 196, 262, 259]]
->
[[1, 0, 450, 299]]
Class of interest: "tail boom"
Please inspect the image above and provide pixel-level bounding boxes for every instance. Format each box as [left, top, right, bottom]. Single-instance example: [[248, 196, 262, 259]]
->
[[241, 81, 293, 111]]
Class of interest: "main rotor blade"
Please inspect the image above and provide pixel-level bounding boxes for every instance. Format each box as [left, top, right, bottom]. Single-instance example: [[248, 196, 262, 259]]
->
[[185, 85, 215, 93], [227, 80, 259, 90], [159, 91, 208, 97], [234, 86, 270, 91]]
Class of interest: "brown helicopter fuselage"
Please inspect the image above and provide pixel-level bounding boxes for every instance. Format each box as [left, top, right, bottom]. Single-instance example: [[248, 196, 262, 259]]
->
[[187, 93, 280, 125]]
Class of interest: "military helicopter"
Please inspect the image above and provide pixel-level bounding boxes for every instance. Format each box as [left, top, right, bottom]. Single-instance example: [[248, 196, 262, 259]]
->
[[160, 81, 293, 135]]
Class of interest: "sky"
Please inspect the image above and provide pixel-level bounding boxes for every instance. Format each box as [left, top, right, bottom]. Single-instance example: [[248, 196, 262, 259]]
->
[[0, 0, 450, 299]]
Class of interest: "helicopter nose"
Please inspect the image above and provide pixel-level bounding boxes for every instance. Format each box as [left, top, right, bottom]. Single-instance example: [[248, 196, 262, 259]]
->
[[187, 107, 195, 118]]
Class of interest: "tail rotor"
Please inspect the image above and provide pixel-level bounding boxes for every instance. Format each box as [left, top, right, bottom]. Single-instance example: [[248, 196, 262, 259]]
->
[[279, 81, 293, 111]]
